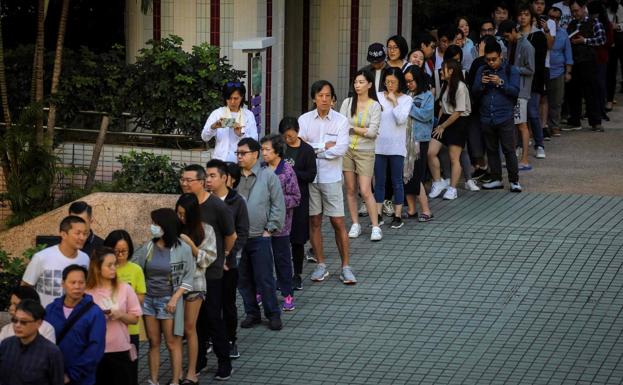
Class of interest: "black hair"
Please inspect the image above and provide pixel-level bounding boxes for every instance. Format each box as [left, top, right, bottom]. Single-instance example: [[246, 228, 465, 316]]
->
[[59, 215, 86, 233], [570, 0, 586, 8], [176, 193, 205, 247], [484, 39, 502, 55], [310, 80, 336, 100], [549, 6, 563, 16], [404, 66, 430, 95], [68, 201, 92, 217], [406, 49, 425, 68], [480, 18, 495, 29], [238, 137, 261, 153], [444, 44, 464, 62], [386, 35, 409, 60], [380, 66, 408, 94], [103, 230, 135, 260], [260, 133, 286, 158], [606, 0, 619, 14], [416, 33, 436, 48], [150, 208, 181, 248], [206, 158, 229, 177], [498, 19, 517, 34], [494, 1, 511, 13], [222, 81, 246, 107], [350, 68, 380, 117], [516, 2, 535, 23], [587, 1, 608, 28], [440, 59, 464, 109], [62, 264, 88, 281], [11, 286, 41, 303], [278, 116, 300, 134], [16, 299, 45, 321], [183, 164, 207, 180], [224, 162, 242, 188], [438, 25, 456, 42]]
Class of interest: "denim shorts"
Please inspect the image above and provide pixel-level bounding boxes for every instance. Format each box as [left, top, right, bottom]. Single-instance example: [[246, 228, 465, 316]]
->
[[142, 295, 174, 319]]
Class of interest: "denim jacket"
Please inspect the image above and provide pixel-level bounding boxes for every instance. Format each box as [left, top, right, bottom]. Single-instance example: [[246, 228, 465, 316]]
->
[[409, 90, 434, 142]]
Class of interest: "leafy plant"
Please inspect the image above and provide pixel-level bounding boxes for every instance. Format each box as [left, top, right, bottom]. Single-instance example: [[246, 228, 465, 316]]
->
[[111, 150, 181, 194], [124, 35, 244, 137], [0, 244, 46, 311], [0, 103, 60, 226]]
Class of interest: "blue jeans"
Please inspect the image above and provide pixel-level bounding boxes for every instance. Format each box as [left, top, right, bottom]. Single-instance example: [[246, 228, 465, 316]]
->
[[238, 236, 280, 319], [271, 236, 293, 297], [527, 92, 544, 149], [374, 154, 404, 205]]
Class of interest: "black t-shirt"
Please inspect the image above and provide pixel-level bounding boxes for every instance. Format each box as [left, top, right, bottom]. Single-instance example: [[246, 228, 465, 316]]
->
[[199, 194, 236, 280], [284, 145, 300, 169]]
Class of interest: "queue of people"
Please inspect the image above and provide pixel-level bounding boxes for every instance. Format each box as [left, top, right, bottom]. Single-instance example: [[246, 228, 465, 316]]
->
[[1, 1, 620, 384]]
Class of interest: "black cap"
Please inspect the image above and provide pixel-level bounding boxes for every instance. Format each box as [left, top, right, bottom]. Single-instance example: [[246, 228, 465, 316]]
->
[[367, 43, 386, 64]]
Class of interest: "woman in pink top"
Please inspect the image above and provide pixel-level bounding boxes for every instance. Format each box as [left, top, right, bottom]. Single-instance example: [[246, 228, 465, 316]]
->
[[86, 246, 142, 385]]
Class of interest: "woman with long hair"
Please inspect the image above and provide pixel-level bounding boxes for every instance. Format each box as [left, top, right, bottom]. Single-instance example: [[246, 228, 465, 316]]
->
[[133, 208, 195, 385], [103, 230, 145, 385], [374, 67, 413, 229], [201, 82, 258, 162], [339, 69, 383, 241], [86, 246, 142, 385], [175, 193, 217, 385], [427, 59, 471, 201], [404, 66, 434, 222]]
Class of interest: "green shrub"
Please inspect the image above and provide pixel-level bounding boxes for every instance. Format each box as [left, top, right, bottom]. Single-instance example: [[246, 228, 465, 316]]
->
[[111, 150, 181, 194], [0, 244, 45, 311]]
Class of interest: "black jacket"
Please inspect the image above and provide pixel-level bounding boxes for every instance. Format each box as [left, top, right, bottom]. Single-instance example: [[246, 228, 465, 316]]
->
[[224, 187, 249, 269], [287, 140, 317, 245]]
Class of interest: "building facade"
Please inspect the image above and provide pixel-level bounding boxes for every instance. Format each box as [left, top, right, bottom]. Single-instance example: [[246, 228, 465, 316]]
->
[[126, 0, 412, 133]]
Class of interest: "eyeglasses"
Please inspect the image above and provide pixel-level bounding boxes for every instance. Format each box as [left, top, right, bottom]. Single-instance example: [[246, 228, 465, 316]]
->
[[405, 79, 415, 84], [179, 178, 202, 184], [11, 317, 37, 326], [387, 45, 399, 51], [235, 150, 256, 157], [481, 28, 495, 33], [384, 80, 398, 85], [114, 249, 129, 256]]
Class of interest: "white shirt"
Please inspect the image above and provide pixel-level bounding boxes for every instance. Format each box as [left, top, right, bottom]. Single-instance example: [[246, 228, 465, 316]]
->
[[441, 81, 471, 117], [434, 48, 444, 71], [298, 109, 349, 183], [201, 107, 258, 162], [22, 245, 90, 307], [375, 93, 412, 157], [553, 2, 573, 30], [0, 320, 56, 344], [543, 19, 557, 68]]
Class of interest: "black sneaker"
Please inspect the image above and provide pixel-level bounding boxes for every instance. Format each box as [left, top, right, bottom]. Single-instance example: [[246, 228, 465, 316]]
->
[[214, 364, 232, 381], [390, 216, 404, 229], [240, 315, 261, 328], [479, 173, 494, 184], [229, 342, 240, 359], [268, 316, 283, 331], [305, 248, 317, 263], [377, 214, 385, 226], [471, 168, 488, 181], [292, 275, 303, 291]]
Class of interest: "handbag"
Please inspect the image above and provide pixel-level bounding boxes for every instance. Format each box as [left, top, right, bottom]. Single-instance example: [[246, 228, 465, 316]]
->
[[56, 301, 95, 345]]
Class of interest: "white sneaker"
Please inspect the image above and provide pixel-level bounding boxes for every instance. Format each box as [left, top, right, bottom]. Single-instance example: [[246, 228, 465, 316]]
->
[[348, 223, 361, 238], [428, 179, 449, 198], [535, 146, 546, 159], [510, 182, 523, 193], [370, 226, 383, 241], [465, 179, 480, 191], [443, 186, 458, 200]]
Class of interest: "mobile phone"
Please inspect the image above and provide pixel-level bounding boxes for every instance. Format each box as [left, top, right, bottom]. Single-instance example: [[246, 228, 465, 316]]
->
[[103, 309, 111, 315], [482, 69, 492, 77], [221, 118, 236, 127], [539, 15, 548, 23]]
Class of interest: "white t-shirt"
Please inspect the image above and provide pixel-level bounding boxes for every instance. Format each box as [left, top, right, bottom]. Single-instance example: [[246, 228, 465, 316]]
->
[[544, 19, 557, 68], [22, 245, 90, 307], [0, 320, 56, 343], [441, 81, 471, 117], [553, 2, 573, 30], [375, 93, 412, 157]]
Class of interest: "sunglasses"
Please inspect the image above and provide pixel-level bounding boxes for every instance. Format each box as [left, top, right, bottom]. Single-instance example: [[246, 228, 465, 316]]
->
[[11, 317, 37, 326]]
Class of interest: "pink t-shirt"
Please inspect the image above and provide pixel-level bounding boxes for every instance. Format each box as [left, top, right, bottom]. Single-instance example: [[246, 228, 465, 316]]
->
[[87, 283, 142, 353]]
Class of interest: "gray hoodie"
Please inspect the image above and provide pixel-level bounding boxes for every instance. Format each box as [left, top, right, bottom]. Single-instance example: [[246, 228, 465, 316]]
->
[[510, 35, 535, 99], [237, 160, 285, 238]]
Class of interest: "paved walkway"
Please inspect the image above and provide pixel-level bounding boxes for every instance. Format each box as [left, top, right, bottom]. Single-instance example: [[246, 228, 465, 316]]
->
[[138, 105, 623, 384]]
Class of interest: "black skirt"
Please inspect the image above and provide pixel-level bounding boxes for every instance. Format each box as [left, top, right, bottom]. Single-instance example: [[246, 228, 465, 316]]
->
[[437, 114, 468, 147]]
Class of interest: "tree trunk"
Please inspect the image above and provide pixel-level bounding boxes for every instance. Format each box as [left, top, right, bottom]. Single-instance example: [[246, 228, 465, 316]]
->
[[84, 114, 109, 192], [34, 0, 45, 145], [46, 0, 70, 150]]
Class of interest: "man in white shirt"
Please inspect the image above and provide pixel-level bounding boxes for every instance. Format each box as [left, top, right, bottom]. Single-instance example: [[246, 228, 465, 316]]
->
[[21, 216, 90, 307], [298, 80, 357, 285]]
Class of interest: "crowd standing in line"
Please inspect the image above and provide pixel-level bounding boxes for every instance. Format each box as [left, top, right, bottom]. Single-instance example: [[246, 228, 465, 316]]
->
[[2, 1, 621, 384]]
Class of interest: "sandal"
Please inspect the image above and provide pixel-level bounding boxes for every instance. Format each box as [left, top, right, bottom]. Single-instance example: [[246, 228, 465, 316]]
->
[[418, 213, 434, 222], [402, 211, 418, 219], [518, 163, 532, 171], [180, 379, 198, 385]]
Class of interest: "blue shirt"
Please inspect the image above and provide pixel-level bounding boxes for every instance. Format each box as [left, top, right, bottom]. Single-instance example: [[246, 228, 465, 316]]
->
[[472, 61, 520, 126], [549, 27, 574, 79]]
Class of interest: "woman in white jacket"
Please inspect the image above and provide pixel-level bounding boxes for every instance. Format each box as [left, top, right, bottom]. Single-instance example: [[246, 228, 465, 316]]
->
[[201, 82, 258, 162]]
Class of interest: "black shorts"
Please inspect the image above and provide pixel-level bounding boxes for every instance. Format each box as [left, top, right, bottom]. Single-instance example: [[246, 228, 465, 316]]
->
[[438, 114, 468, 147]]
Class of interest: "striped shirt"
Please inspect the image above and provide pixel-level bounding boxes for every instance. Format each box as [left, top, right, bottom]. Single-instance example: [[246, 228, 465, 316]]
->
[[0, 333, 64, 385]]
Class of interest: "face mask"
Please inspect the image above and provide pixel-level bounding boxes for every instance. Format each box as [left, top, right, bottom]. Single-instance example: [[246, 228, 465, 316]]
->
[[150, 224, 164, 238]]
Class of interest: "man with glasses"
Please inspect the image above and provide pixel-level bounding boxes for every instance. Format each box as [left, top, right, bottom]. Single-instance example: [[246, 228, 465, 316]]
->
[[235, 137, 286, 331], [473, 19, 508, 60], [472, 40, 522, 193], [180, 164, 236, 377], [0, 299, 64, 385]]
